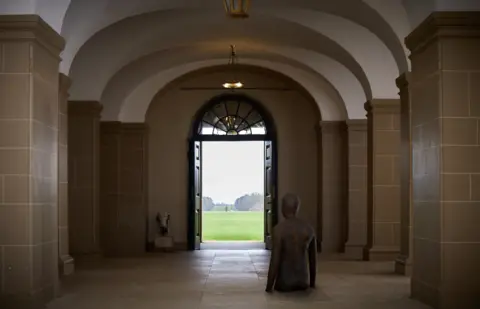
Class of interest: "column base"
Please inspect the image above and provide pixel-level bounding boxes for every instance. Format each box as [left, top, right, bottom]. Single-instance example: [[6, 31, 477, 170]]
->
[[411, 278, 440, 309], [363, 246, 399, 261], [0, 285, 55, 309], [344, 244, 365, 260], [413, 269, 480, 309], [174, 242, 188, 251], [59, 255, 75, 276], [395, 254, 412, 276]]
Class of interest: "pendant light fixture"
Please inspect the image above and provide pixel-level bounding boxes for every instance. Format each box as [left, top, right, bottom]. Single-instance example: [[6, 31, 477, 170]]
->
[[223, 45, 244, 89], [223, 0, 250, 18]]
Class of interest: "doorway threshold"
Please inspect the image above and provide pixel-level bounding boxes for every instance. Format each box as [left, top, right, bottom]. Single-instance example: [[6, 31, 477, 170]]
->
[[201, 241, 264, 250]]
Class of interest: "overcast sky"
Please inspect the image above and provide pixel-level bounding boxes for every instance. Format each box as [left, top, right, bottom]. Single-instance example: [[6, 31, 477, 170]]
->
[[202, 141, 264, 204]]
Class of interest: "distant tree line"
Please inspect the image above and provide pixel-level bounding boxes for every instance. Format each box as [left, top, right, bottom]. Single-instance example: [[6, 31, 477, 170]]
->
[[203, 193, 264, 212], [234, 193, 264, 211]]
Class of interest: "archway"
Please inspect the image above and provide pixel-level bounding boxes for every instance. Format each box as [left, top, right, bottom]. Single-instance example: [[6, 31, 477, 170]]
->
[[187, 93, 278, 250]]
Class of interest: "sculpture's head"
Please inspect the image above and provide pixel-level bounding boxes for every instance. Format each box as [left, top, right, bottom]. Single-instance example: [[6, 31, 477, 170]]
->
[[281, 193, 300, 218]]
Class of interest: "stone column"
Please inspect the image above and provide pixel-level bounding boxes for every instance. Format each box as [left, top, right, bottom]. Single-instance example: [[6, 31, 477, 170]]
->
[[344, 120, 368, 260], [395, 72, 413, 276], [0, 15, 64, 307], [58, 74, 74, 275], [100, 122, 148, 256], [99, 122, 121, 255], [68, 101, 102, 255], [364, 99, 401, 261], [319, 121, 348, 254], [406, 12, 480, 309]]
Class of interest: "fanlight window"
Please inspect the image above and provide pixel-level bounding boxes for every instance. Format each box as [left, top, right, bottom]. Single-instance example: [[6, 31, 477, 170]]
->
[[198, 100, 266, 135]]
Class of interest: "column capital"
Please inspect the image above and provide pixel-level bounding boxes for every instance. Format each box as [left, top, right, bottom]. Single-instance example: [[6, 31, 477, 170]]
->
[[69, 101, 103, 118], [101, 122, 149, 134], [364, 99, 400, 115], [405, 11, 480, 55], [318, 121, 345, 134], [346, 119, 367, 131], [59, 73, 72, 95], [100, 121, 122, 134], [395, 72, 411, 92], [0, 15, 65, 55], [121, 123, 149, 134]]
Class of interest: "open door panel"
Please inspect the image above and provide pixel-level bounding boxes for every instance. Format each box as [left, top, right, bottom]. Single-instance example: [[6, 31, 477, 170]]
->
[[264, 140, 274, 250], [188, 140, 202, 250]]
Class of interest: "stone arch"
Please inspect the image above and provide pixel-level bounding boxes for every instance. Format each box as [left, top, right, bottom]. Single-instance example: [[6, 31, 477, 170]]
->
[[144, 64, 322, 246], [98, 52, 350, 122]]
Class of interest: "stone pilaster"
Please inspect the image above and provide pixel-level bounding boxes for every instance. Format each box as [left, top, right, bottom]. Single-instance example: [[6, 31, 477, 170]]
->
[[406, 12, 480, 309], [99, 122, 121, 255], [364, 99, 401, 261], [100, 122, 148, 256], [0, 15, 65, 308], [68, 101, 102, 255], [344, 120, 368, 260], [319, 121, 348, 254], [58, 74, 74, 276], [395, 72, 413, 276]]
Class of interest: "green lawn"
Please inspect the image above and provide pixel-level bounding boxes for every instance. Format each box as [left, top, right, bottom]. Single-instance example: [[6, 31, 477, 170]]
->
[[202, 211, 263, 241]]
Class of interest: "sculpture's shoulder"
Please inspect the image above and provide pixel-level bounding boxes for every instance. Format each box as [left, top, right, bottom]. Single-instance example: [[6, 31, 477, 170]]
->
[[294, 218, 315, 236]]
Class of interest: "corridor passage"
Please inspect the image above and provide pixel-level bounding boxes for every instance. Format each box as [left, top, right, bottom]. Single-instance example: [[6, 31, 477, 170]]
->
[[48, 250, 431, 309]]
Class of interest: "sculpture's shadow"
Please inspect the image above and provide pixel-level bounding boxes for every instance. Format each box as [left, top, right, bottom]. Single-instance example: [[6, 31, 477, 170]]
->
[[267, 288, 330, 302]]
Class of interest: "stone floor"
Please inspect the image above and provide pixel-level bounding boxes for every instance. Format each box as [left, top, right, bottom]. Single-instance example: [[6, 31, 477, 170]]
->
[[201, 241, 265, 250], [48, 250, 432, 309]]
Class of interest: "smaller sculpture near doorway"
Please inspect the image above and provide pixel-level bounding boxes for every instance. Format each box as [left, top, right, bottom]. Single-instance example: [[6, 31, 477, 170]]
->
[[154, 212, 174, 252], [156, 212, 171, 236]]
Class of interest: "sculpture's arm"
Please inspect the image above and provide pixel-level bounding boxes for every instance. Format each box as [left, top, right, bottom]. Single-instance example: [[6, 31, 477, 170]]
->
[[308, 235, 317, 288], [266, 230, 281, 292]]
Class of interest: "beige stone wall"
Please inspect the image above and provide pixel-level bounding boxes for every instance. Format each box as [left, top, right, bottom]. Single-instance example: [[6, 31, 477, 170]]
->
[[100, 122, 148, 256], [319, 121, 348, 254], [0, 15, 64, 307], [364, 99, 401, 261], [68, 101, 102, 255], [345, 120, 368, 260], [58, 74, 74, 275], [406, 12, 480, 309], [145, 68, 321, 247]]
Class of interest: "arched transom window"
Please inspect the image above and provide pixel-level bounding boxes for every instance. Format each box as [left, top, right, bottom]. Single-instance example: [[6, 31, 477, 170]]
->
[[198, 99, 267, 135]]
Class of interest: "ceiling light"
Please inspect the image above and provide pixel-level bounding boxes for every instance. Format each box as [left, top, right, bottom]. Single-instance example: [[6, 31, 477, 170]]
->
[[222, 45, 244, 89], [223, 81, 244, 89]]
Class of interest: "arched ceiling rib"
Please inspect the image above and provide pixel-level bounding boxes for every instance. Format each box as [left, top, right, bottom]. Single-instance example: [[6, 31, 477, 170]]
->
[[4, 0, 477, 54], [100, 47, 356, 121], [1, 0, 477, 122], [68, 11, 373, 100], [60, 0, 410, 75], [120, 59, 349, 123], [270, 9, 401, 97], [363, 0, 411, 69]]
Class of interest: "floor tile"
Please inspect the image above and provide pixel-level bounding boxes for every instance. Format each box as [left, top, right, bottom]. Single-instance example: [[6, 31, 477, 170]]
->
[[47, 250, 432, 309]]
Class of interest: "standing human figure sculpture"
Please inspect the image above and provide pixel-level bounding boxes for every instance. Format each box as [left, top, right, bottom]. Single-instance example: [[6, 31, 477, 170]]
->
[[265, 193, 317, 293]]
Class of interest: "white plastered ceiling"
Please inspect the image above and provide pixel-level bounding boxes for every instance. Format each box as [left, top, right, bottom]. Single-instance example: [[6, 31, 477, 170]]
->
[[98, 43, 364, 121], [2, 0, 478, 121], [65, 5, 405, 121], [116, 58, 350, 122]]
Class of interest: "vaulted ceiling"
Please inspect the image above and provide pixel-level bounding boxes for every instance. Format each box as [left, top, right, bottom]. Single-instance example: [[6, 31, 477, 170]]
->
[[1, 0, 479, 121]]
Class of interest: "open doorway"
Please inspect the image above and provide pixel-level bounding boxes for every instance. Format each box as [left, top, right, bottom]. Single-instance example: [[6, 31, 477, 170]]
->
[[188, 94, 278, 250], [201, 141, 264, 247]]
